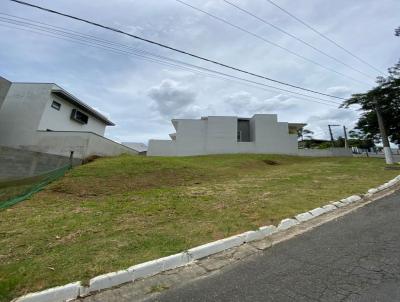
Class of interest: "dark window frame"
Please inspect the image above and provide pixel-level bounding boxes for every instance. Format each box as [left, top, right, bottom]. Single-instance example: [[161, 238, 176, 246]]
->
[[51, 100, 61, 111], [70, 109, 89, 124]]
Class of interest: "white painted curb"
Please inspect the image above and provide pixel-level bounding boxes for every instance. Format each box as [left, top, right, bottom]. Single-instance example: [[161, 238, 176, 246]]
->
[[14, 282, 81, 302], [331, 201, 345, 208], [243, 230, 265, 242], [85, 269, 133, 294], [295, 212, 314, 222], [309, 207, 328, 217], [322, 204, 337, 212], [188, 235, 245, 260], [277, 218, 299, 230], [13, 174, 400, 301], [259, 225, 277, 236]]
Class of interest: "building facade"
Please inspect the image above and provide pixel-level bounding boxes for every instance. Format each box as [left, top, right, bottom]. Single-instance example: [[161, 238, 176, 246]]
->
[[148, 114, 305, 156], [0, 76, 137, 159]]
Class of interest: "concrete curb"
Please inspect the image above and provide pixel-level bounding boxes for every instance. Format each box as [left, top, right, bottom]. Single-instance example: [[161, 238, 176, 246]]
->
[[14, 282, 81, 302], [309, 207, 328, 217], [187, 235, 245, 261], [13, 174, 400, 302], [295, 212, 314, 222], [277, 218, 299, 230]]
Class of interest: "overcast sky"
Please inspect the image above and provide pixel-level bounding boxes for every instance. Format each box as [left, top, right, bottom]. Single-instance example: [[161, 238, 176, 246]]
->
[[0, 0, 399, 143]]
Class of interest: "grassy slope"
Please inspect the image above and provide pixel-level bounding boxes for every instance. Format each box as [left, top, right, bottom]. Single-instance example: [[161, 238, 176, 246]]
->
[[0, 154, 398, 301]]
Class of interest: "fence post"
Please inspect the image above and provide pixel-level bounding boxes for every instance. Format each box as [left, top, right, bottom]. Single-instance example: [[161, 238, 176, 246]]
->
[[69, 151, 74, 167]]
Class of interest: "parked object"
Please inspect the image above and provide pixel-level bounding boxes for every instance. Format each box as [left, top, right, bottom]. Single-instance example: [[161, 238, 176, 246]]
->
[[0, 76, 137, 159], [148, 114, 305, 156]]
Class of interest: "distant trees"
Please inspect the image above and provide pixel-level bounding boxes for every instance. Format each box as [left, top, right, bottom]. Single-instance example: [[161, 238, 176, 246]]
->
[[341, 27, 400, 147]]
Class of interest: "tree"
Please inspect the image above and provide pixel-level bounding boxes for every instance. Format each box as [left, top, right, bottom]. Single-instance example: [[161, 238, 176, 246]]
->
[[297, 128, 314, 141], [341, 27, 400, 146], [348, 130, 375, 150]]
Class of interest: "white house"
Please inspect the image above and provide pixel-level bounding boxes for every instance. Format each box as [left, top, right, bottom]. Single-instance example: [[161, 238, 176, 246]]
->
[[0, 76, 137, 159], [147, 114, 306, 156]]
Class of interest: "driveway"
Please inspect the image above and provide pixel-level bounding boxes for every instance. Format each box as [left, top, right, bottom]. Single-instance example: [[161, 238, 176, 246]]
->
[[145, 190, 400, 302]]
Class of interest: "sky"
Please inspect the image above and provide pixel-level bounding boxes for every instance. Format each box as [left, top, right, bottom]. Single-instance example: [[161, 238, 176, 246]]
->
[[0, 0, 399, 144]]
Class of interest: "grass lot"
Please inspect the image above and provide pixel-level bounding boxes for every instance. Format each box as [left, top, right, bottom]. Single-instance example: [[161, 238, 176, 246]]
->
[[0, 154, 398, 301]]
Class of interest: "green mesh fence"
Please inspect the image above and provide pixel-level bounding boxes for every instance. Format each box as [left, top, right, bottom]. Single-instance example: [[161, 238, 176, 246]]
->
[[0, 164, 71, 210]]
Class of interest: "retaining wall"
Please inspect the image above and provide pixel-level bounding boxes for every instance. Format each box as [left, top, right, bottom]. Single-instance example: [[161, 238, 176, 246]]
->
[[0, 146, 80, 180], [298, 148, 352, 157]]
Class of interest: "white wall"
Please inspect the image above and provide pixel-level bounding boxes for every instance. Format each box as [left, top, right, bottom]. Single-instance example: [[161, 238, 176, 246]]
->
[[175, 119, 207, 156], [148, 114, 301, 156], [298, 148, 352, 157], [205, 116, 237, 154], [0, 76, 11, 110], [38, 91, 106, 136], [0, 83, 50, 148], [35, 131, 138, 158]]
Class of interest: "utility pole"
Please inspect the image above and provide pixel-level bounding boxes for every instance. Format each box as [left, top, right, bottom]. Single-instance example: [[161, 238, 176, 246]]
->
[[343, 126, 349, 149], [375, 100, 394, 164], [328, 125, 340, 147]]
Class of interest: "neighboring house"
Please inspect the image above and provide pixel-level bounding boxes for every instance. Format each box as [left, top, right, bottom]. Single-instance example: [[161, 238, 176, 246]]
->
[[0, 76, 137, 159], [122, 142, 148, 155], [0, 77, 11, 111], [148, 114, 306, 156]]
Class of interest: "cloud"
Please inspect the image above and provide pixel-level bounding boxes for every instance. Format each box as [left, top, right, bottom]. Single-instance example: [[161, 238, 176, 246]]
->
[[147, 79, 204, 118], [326, 86, 353, 98], [223, 91, 299, 115]]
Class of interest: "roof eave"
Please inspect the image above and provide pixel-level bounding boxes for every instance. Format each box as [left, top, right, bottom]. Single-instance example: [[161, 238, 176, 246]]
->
[[51, 88, 115, 126]]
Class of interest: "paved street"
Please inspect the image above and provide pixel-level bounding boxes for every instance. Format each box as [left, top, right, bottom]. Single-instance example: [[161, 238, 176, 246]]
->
[[146, 190, 400, 302]]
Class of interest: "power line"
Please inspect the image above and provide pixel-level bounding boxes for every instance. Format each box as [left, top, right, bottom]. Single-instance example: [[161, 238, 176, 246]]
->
[[174, 0, 371, 86], [222, 0, 376, 81], [0, 14, 342, 107], [264, 0, 386, 75], [8, 0, 350, 101]]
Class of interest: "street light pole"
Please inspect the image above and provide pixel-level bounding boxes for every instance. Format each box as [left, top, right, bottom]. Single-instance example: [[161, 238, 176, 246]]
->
[[343, 126, 349, 149], [374, 100, 394, 164], [328, 124, 340, 147]]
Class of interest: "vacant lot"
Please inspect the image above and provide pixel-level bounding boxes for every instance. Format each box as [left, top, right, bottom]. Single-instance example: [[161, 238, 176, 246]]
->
[[0, 154, 398, 301]]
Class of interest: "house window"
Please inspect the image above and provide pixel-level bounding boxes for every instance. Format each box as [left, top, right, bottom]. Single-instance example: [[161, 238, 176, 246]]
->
[[70, 109, 89, 124], [237, 131, 242, 141], [237, 119, 251, 142], [51, 100, 61, 111]]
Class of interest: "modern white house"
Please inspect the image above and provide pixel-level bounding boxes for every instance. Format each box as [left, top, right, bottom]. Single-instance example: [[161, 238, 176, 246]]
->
[[0, 76, 137, 159], [147, 114, 306, 156]]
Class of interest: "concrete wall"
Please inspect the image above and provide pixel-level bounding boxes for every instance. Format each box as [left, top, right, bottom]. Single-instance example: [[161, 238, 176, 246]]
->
[[0, 76, 11, 110], [38, 88, 106, 136], [298, 148, 353, 157], [0, 83, 51, 148], [35, 131, 138, 159], [0, 83, 107, 150], [0, 146, 80, 180], [253, 115, 298, 155], [0, 82, 123, 159], [148, 114, 300, 156]]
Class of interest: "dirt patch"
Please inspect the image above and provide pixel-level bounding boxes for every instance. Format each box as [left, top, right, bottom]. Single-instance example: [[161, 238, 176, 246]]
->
[[262, 159, 279, 165]]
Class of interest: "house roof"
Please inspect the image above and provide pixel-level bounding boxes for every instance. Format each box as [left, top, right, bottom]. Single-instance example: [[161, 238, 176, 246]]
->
[[51, 86, 115, 126], [121, 142, 148, 152], [7, 76, 115, 126]]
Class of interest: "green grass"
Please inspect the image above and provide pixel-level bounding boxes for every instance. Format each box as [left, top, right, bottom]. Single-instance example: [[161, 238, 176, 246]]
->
[[0, 154, 398, 301]]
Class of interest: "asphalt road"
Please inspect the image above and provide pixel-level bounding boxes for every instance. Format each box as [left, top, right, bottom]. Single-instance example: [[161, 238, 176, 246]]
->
[[147, 190, 400, 302]]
